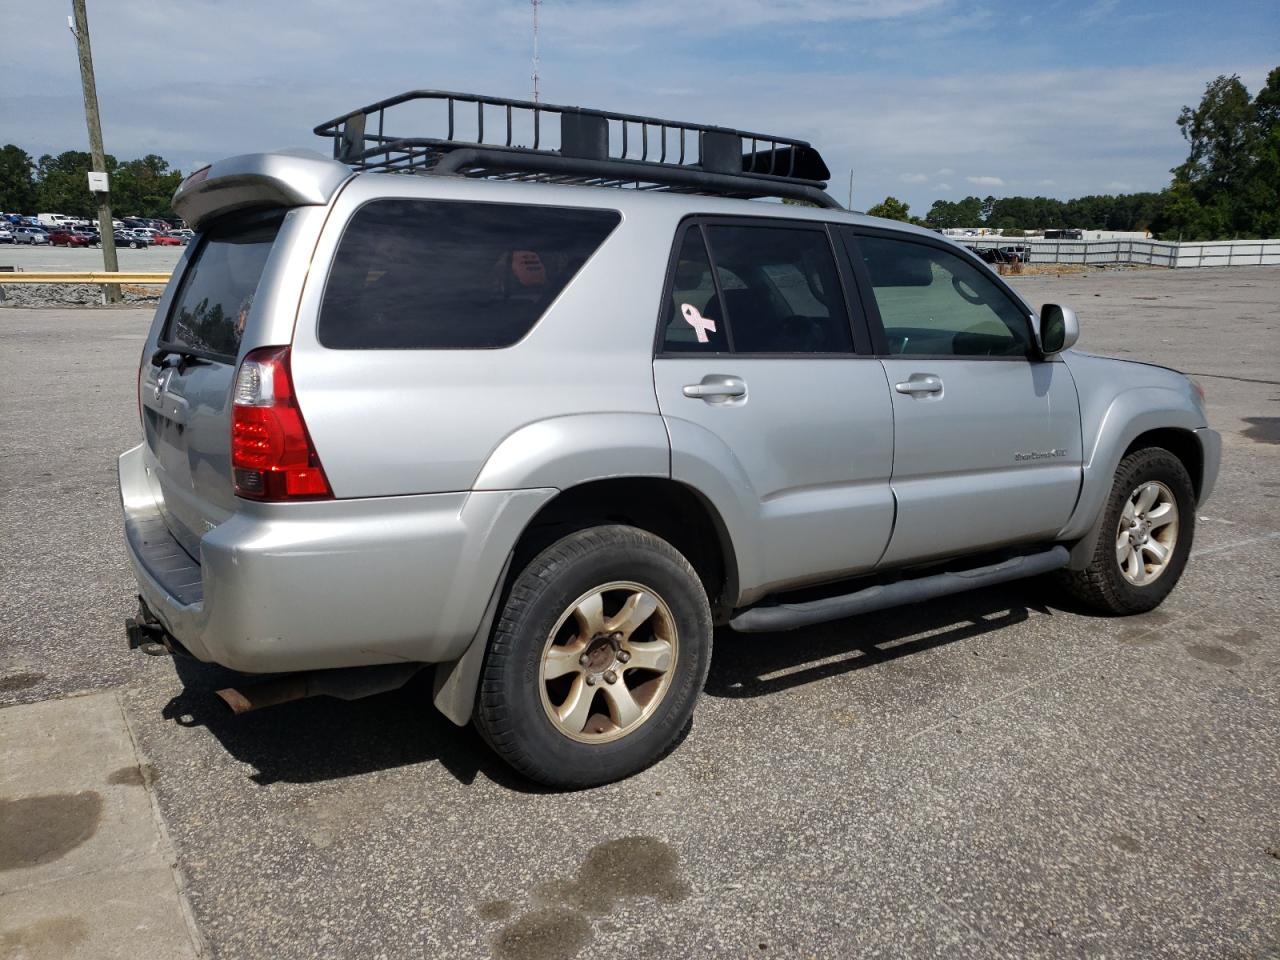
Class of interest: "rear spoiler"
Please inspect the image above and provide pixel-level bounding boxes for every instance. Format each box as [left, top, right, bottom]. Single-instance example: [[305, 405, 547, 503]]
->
[[172, 150, 352, 231]]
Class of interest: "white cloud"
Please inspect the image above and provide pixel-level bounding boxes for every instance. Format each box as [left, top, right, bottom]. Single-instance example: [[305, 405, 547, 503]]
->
[[1, 2, 1271, 216], [1081, 0, 1120, 23], [966, 175, 1005, 187]]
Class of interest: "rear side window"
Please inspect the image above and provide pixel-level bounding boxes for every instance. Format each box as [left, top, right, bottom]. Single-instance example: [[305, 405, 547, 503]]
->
[[660, 228, 730, 352], [660, 222, 853, 355], [319, 199, 621, 349], [162, 215, 281, 361]]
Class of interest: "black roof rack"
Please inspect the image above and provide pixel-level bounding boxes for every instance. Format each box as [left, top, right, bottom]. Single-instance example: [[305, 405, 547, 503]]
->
[[314, 90, 841, 209]]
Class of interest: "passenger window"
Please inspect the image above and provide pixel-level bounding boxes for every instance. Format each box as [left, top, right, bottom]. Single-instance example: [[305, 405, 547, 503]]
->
[[660, 227, 729, 353], [319, 199, 620, 349], [857, 235, 1032, 357], [703, 224, 853, 354]]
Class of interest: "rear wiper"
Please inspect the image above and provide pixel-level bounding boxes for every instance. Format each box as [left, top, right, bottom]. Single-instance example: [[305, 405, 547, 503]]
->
[[151, 346, 210, 371]]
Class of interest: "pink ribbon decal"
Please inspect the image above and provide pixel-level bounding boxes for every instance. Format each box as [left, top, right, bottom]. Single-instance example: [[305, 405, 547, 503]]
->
[[681, 303, 717, 344]]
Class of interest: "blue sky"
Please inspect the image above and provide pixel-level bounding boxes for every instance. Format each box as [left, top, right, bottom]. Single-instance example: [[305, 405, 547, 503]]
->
[[2, 0, 1276, 213]]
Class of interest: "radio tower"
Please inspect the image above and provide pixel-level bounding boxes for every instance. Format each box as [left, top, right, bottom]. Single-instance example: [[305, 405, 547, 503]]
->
[[531, 0, 541, 103]]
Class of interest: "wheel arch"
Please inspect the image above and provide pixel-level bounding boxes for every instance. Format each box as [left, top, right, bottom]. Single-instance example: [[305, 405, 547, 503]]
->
[[510, 476, 740, 623], [432, 475, 739, 728], [1063, 391, 1207, 570]]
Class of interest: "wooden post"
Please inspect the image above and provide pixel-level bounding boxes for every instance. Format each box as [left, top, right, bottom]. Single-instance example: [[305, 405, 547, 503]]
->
[[71, 0, 121, 303]]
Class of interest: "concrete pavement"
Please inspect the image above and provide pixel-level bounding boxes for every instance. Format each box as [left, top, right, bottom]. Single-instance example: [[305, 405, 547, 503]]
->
[[0, 692, 202, 959]]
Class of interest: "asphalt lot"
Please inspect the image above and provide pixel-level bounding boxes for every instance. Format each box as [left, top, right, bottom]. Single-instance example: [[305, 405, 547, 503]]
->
[[0, 242, 184, 272], [1, 266, 1278, 959]]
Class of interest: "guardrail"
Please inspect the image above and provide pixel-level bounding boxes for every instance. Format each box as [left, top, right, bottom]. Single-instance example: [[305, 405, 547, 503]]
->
[[964, 238, 1280, 269], [0, 271, 172, 284]]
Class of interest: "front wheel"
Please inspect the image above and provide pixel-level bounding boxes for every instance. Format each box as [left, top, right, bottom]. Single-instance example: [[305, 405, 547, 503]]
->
[[1056, 446, 1195, 614], [475, 525, 713, 788]]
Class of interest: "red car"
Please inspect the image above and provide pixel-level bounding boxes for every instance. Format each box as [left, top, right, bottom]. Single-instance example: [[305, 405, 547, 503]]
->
[[48, 229, 94, 247], [151, 232, 184, 246]]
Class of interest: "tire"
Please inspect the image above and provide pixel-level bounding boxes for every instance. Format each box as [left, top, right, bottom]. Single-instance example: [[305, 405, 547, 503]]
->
[[1056, 446, 1195, 614], [129, 241, 140, 249], [475, 524, 713, 789]]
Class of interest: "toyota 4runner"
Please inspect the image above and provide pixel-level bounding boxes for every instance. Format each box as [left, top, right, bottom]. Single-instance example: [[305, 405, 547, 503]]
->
[[120, 92, 1220, 787]]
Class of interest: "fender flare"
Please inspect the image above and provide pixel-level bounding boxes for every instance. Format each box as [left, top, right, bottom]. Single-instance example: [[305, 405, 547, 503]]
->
[[1061, 386, 1206, 568], [663, 417, 766, 602], [471, 413, 669, 491]]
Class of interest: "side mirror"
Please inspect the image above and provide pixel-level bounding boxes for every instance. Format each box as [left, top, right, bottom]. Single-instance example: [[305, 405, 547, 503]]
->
[[1038, 304, 1079, 355]]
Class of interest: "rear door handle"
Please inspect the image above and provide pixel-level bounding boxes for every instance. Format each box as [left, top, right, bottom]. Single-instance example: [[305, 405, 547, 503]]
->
[[894, 374, 943, 396], [683, 376, 747, 402]]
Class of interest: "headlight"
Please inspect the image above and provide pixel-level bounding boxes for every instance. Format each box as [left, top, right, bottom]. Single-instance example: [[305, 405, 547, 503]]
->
[[1188, 377, 1206, 405]]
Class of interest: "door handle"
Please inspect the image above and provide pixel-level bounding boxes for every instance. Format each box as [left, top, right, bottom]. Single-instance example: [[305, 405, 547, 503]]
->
[[894, 374, 943, 396], [683, 376, 747, 401]]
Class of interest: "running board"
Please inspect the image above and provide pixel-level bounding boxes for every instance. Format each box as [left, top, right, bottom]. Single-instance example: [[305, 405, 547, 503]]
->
[[729, 546, 1069, 633]]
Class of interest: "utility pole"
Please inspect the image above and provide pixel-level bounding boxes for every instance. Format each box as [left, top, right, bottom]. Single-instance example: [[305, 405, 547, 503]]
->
[[847, 169, 854, 210], [531, 0, 541, 103], [69, 0, 120, 303]]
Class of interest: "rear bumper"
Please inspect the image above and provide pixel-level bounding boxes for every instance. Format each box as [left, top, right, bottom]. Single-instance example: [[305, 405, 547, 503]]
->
[[118, 443, 554, 674]]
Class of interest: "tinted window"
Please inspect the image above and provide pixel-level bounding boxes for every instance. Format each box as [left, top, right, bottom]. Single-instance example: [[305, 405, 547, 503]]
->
[[704, 224, 852, 354], [660, 227, 729, 353], [858, 235, 1032, 357], [163, 215, 281, 360], [319, 199, 620, 350]]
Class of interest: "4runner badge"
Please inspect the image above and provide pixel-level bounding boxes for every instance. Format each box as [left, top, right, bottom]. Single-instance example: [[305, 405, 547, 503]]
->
[[1014, 448, 1067, 462]]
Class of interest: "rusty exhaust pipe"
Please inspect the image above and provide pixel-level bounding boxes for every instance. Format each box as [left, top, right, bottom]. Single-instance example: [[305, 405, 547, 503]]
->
[[215, 663, 423, 715], [216, 677, 311, 714]]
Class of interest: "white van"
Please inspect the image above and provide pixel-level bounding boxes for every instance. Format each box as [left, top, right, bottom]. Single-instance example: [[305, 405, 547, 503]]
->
[[37, 213, 75, 229]]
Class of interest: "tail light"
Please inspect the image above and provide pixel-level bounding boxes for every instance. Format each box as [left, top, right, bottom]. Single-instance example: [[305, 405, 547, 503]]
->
[[231, 346, 332, 500]]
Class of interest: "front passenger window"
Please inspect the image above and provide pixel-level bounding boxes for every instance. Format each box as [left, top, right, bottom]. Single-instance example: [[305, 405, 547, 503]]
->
[[858, 235, 1032, 357]]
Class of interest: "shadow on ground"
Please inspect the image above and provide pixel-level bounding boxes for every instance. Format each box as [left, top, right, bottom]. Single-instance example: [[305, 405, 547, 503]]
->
[[156, 582, 1052, 788], [160, 660, 536, 791], [705, 582, 1049, 699]]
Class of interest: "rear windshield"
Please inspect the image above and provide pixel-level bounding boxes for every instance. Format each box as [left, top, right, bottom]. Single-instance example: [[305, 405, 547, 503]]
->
[[162, 214, 282, 361], [318, 199, 621, 350]]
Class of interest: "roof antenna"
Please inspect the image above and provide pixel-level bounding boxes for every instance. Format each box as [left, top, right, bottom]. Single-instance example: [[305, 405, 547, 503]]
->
[[531, 0, 541, 103]]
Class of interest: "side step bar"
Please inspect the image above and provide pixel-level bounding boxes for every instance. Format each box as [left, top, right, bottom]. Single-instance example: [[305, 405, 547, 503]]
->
[[729, 546, 1069, 633]]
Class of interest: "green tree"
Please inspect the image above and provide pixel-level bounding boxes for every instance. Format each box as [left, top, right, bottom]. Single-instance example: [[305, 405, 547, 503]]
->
[[33, 151, 117, 218], [866, 195, 912, 222], [112, 154, 183, 218], [0, 144, 37, 213], [924, 195, 983, 229], [1156, 69, 1280, 238]]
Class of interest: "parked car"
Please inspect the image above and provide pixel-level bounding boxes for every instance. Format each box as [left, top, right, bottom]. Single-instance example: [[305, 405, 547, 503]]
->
[[151, 232, 184, 246], [120, 92, 1220, 788], [114, 230, 149, 248], [999, 244, 1032, 263], [48, 228, 94, 247], [0, 225, 13, 243], [13, 226, 50, 245]]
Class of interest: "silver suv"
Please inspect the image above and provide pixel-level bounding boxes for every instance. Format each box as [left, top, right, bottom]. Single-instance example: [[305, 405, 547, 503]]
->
[[120, 92, 1220, 787]]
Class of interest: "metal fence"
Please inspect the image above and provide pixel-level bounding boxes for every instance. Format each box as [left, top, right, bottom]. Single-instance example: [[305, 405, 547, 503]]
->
[[965, 238, 1280, 269]]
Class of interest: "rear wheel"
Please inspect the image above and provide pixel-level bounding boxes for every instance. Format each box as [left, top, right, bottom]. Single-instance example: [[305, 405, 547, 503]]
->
[[475, 525, 712, 788], [1056, 446, 1195, 614]]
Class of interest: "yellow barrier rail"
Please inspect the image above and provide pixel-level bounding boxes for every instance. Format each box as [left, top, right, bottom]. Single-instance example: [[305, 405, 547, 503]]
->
[[0, 271, 172, 285]]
